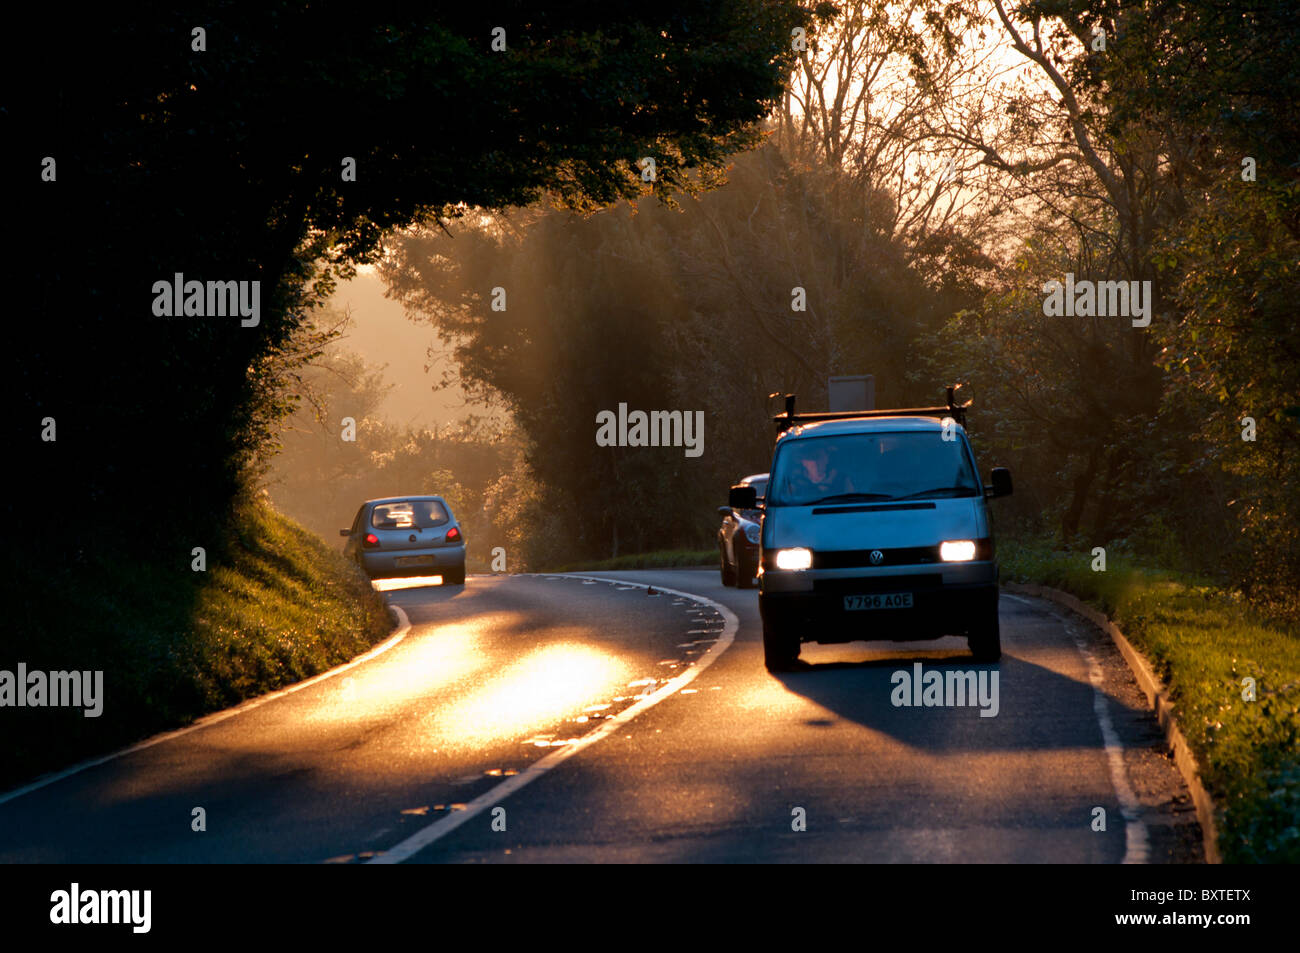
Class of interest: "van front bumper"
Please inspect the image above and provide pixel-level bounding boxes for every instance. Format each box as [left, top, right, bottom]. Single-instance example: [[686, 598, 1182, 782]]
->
[[759, 562, 997, 643]]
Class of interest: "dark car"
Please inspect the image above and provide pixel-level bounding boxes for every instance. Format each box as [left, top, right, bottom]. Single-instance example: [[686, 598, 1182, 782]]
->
[[340, 495, 466, 584], [717, 473, 768, 588]]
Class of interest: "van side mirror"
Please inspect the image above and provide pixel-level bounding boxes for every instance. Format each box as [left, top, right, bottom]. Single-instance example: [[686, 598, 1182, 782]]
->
[[987, 468, 1013, 498], [717, 505, 732, 516], [729, 485, 759, 509]]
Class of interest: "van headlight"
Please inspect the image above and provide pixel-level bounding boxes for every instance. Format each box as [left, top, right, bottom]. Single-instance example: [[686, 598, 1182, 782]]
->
[[774, 547, 813, 570], [744, 523, 761, 544], [939, 540, 977, 562]]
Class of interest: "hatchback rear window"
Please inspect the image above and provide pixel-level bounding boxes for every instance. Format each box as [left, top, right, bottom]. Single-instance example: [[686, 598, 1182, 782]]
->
[[371, 500, 449, 529]]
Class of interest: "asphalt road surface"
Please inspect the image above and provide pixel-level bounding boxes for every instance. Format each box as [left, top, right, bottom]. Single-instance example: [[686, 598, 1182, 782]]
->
[[0, 569, 1202, 863]]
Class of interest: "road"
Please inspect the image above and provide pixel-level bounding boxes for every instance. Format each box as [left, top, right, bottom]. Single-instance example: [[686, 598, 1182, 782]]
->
[[0, 570, 1202, 863]]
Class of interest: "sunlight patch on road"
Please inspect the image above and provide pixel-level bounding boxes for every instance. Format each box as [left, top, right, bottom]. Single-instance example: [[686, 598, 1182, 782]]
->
[[731, 678, 836, 718], [433, 642, 631, 747], [295, 621, 490, 726], [371, 575, 448, 592]]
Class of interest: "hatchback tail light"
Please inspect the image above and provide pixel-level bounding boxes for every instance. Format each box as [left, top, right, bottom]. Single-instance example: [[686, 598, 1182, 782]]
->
[[363, 533, 380, 548], [445, 526, 461, 542]]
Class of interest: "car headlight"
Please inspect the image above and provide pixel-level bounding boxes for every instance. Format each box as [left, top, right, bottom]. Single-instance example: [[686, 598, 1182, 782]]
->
[[774, 547, 813, 570], [744, 523, 761, 544], [939, 540, 977, 562]]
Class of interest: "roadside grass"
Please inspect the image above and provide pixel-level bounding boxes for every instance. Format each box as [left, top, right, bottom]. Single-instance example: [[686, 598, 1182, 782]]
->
[[2, 500, 392, 791], [552, 549, 717, 573], [1001, 539, 1300, 863]]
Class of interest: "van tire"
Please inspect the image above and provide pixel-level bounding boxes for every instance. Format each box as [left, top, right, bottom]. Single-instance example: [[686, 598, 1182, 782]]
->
[[762, 615, 801, 671], [967, 612, 1001, 662]]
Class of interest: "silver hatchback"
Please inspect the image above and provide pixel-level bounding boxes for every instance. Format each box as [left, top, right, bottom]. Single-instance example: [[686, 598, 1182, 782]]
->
[[340, 496, 467, 584]]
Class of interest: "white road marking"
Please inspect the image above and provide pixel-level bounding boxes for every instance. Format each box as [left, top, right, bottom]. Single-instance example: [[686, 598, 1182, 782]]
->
[[0, 607, 413, 807], [367, 575, 738, 864], [1003, 593, 1149, 863]]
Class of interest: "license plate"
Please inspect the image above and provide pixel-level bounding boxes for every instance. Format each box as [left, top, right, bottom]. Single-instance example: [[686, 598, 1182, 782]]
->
[[395, 555, 436, 568], [844, 592, 912, 611]]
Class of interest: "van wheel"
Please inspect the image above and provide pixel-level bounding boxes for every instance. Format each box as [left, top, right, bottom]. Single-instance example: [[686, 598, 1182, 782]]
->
[[719, 546, 736, 586], [968, 613, 1001, 662], [762, 615, 801, 671]]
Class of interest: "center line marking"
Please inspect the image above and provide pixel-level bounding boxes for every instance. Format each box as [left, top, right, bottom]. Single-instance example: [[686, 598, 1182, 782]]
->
[[366, 574, 738, 864]]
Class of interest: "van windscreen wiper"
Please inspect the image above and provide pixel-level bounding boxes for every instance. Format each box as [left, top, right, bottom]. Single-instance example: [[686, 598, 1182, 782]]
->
[[890, 487, 979, 500], [805, 492, 895, 505]]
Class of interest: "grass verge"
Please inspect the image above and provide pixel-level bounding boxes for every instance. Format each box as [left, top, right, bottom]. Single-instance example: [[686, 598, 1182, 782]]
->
[[2, 499, 392, 791], [551, 549, 717, 573], [1001, 539, 1300, 863]]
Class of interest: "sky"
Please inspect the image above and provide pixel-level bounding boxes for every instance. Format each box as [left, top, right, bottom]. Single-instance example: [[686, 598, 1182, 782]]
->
[[326, 266, 489, 429]]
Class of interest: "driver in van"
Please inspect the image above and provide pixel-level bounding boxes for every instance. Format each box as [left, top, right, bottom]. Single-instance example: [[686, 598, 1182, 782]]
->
[[789, 442, 856, 499]]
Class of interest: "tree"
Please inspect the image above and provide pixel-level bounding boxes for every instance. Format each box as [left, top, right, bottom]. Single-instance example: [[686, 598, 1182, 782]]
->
[[380, 132, 970, 564], [12, 2, 814, 549]]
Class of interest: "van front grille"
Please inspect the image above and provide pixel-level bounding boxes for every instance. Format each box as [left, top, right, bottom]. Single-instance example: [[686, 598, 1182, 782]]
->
[[813, 546, 940, 569]]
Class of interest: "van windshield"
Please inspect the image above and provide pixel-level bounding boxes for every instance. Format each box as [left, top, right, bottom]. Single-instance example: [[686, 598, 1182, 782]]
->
[[768, 432, 979, 506]]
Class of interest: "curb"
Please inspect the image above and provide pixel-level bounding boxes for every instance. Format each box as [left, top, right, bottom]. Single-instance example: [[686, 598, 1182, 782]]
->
[[1004, 582, 1221, 864]]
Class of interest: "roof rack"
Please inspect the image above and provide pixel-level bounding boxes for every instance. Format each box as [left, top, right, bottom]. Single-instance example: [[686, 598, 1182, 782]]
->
[[771, 384, 971, 434]]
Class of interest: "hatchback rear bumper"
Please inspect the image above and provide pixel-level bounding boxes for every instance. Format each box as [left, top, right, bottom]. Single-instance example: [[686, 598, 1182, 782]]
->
[[360, 544, 466, 578]]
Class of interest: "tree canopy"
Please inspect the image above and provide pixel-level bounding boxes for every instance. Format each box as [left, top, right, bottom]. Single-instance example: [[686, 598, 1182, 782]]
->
[[12, 2, 813, 545]]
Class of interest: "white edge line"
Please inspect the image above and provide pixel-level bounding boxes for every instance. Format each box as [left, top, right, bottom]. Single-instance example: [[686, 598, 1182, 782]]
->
[[1003, 592, 1149, 863], [367, 574, 738, 864], [0, 606, 413, 807]]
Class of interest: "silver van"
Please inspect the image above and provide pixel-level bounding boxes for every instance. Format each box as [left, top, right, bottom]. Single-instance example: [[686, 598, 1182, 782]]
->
[[729, 390, 1012, 670]]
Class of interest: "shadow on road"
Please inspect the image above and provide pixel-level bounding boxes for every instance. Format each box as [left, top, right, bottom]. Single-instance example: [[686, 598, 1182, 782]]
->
[[772, 652, 1141, 754]]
